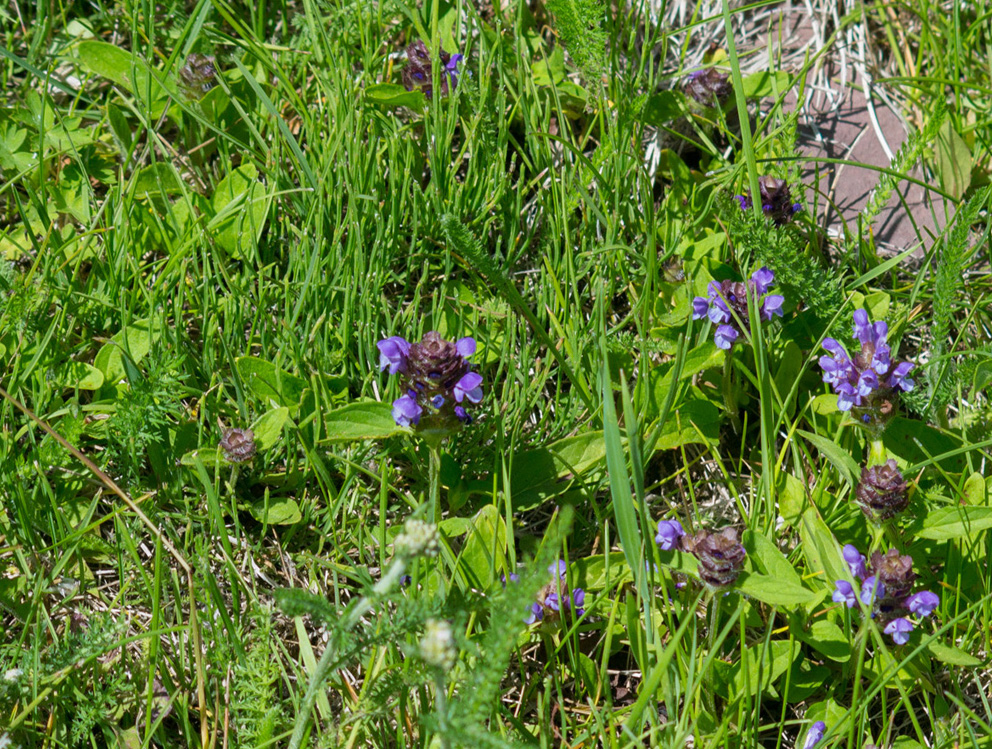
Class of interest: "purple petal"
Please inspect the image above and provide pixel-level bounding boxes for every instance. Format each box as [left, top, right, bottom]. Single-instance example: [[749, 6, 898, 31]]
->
[[887, 361, 915, 390], [906, 590, 939, 617], [572, 588, 585, 616], [692, 296, 710, 320], [884, 617, 914, 645], [760, 294, 784, 320], [377, 336, 411, 374], [455, 336, 476, 358], [545, 591, 560, 612], [391, 394, 422, 427], [803, 721, 827, 749], [454, 405, 471, 423], [549, 560, 567, 579], [750, 267, 775, 295], [852, 309, 872, 342], [735, 195, 750, 211], [842, 545, 867, 579], [822, 338, 848, 359], [453, 372, 483, 403], [655, 519, 685, 550], [832, 580, 857, 608], [714, 325, 738, 350], [524, 602, 543, 624], [861, 576, 885, 605]]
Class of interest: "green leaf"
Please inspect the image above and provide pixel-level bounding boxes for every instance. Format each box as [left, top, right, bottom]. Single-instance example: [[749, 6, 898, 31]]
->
[[773, 340, 802, 417], [935, 121, 972, 200], [510, 431, 606, 510], [321, 401, 408, 442], [800, 508, 848, 587], [722, 639, 799, 698], [918, 505, 992, 541], [798, 429, 859, 487], [364, 83, 427, 110], [56, 361, 104, 390], [883, 417, 965, 474], [131, 162, 184, 196], [94, 319, 156, 384], [574, 552, 632, 591], [180, 447, 227, 467], [777, 472, 807, 527], [251, 407, 292, 451], [639, 91, 682, 126], [963, 472, 990, 506], [532, 47, 566, 86], [76, 40, 176, 115], [742, 531, 803, 587], [927, 641, 983, 667], [652, 396, 720, 450], [209, 163, 272, 258], [736, 572, 815, 606], [235, 357, 307, 408], [250, 497, 302, 525], [801, 620, 851, 662], [740, 70, 790, 98], [456, 504, 506, 590]]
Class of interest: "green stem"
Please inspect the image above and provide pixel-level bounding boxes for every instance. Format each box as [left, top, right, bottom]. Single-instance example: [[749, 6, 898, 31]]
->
[[428, 443, 442, 524], [434, 671, 451, 749], [867, 439, 887, 468], [722, 354, 741, 433], [288, 558, 408, 749]]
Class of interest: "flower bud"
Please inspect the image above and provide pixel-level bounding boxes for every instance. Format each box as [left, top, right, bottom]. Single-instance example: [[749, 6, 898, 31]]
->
[[869, 548, 916, 603], [681, 527, 746, 588], [419, 619, 457, 671], [856, 459, 910, 521], [220, 428, 256, 463]]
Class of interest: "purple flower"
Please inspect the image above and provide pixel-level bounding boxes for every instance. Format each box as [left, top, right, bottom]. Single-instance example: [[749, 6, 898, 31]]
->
[[832, 580, 857, 608], [572, 588, 586, 616], [549, 560, 567, 579], [736, 176, 801, 225], [501, 572, 520, 587], [818, 310, 915, 416], [842, 544, 867, 580], [524, 602, 544, 624], [691, 268, 784, 350], [378, 331, 483, 430], [861, 576, 885, 606], [392, 394, 422, 427], [884, 617, 914, 645], [401, 41, 463, 98], [377, 336, 411, 374], [905, 590, 939, 617], [655, 519, 685, 551], [802, 720, 826, 749]]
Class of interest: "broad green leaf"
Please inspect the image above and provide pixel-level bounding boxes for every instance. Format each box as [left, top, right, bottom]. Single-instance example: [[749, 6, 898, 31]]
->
[[736, 572, 815, 606], [56, 361, 104, 390], [652, 396, 720, 450], [209, 163, 272, 258], [927, 641, 983, 667], [456, 504, 505, 590], [777, 472, 807, 526], [639, 91, 682, 125], [510, 431, 607, 510], [574, 552, 632, 591], [180, 447, 227, 468], [773, 340, 802, 417], [798, 429, 859, 486], [94, 319, 156, 384], [935, 120, 972, 200], [251, 407, 292, 451], [322, 401, 408, 442], [802, 620, 851, 662], [76, 41, 176, 115], [919, 506, 992, 541], [800, 508, 847, 587], [235, 357, 307, 408], [740, 70, 790, 98], [718, 639, 798, 698], [963, 472, 990, 506], [364, 83, 426, 110], [742, 531, 803, 587], [250, 497, 302, 525], [532, 48, 566, 86], [131, 162, 184, 196]]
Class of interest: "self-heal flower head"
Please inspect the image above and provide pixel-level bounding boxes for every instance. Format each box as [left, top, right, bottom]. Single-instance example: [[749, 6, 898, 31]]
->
[[735, 176, 801, 225], [527, 560, 584, 625], [378, 331, 483, 433], [691, 268, 785, 350], [842, 544, 867, 580], [905, 590, 939, 618], [818, 310, 915, 427], [655, 519, 685, 550], [884, 617, 914, 645], [402, 40, 462, 98], [684, 68, 733, 106], [681, 527, 746, 588], [870, 548, 915, 603], [856, 459, 910, 522], [803, 721, 827, 749], [832, 579, 857, 608]]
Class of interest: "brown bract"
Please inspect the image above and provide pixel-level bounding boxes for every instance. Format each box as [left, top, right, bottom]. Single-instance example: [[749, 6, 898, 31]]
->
[[220, 428, 256, 463], [856, 459, 910, 521], [682, 527, 746, 588], [870, 548, 916, 601], [405, 331, 471, 394]]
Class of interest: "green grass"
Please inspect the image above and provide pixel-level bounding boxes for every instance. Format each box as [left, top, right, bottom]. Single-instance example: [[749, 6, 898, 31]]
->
[[1, 0, 991, 746]]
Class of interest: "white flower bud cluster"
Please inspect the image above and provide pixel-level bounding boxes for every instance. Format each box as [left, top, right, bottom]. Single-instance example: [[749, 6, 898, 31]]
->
[[419, 619, 456, 672], [395, 518, 439, 559]]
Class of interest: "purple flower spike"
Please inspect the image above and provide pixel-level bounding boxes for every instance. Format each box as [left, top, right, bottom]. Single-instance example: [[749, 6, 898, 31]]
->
[[453, 372, 483, 403], [832, 580, 857, 608], [803, 721, 826, 749], [392, 394, 422, 427], [884, 617, 914, 645], [694, 270, 783, 349], [842, 545, 867, 579], [861, 576, 885, 606], [818, 310, 914, 424], [377, 336, 411, 374], [905, 590, 939, 617], [655, 519, 685, 551]]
